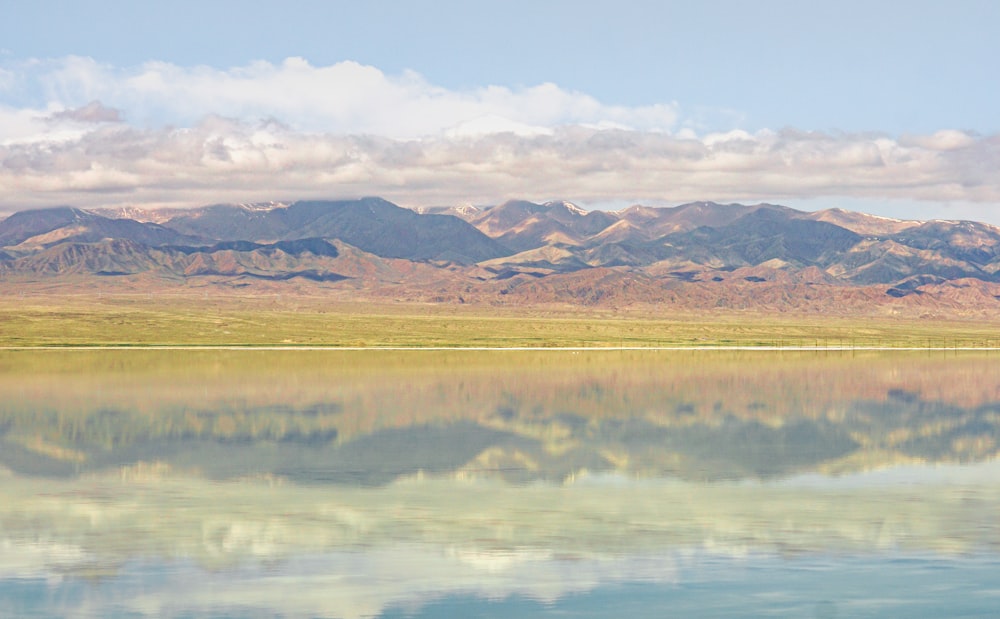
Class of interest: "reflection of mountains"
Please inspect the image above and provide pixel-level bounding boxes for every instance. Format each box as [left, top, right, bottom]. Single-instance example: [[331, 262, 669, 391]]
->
[[2, 351, 999, 483]]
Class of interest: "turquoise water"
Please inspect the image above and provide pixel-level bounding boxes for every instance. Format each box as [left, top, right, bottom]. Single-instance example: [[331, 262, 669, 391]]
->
[[1, 350, 998, 617]]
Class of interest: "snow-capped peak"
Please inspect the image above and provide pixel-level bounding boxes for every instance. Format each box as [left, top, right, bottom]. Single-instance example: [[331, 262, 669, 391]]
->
[[238, 201, 288, 212], [449, 202, 479, 216], [545, 200, 587, 216]]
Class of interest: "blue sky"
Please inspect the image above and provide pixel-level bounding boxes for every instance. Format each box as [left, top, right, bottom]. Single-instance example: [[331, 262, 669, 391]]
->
[[1, 0, 998, 221]]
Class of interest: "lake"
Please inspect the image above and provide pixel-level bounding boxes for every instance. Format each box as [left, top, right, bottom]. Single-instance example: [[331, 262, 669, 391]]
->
[[1, 349, 999, 618]]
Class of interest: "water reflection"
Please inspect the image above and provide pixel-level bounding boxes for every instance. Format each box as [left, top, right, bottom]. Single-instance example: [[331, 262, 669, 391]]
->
[[1, 350, 999, 617]]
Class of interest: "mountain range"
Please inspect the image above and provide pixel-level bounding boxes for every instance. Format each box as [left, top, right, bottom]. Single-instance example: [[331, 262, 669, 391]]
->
[[3, 196, 1000, 316]]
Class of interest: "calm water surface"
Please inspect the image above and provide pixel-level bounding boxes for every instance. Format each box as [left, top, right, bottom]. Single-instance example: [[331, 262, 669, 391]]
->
[[1, 350, 999, 618]]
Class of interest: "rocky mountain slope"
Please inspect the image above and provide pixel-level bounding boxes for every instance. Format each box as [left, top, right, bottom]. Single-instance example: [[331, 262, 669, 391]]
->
[[3, 197, 1000, 315]]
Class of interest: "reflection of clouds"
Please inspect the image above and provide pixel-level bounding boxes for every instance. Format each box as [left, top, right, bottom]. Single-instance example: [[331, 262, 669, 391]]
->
[[0, 539, 90, 579], [81, 546, 681, 619], [449, 546, 553, 573], [1, 466, 998, 572], [7, 542, 1000, 619], [17, 543, 1000, 618], [0, 542, 671, 618], [2, 464, 1000, 617]]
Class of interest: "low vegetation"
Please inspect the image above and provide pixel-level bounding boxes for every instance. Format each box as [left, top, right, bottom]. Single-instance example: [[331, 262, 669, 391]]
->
[[3, 292, 1000, 348]]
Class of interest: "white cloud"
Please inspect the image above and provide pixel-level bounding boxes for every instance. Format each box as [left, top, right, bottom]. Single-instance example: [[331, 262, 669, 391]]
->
[[2, 121, 998, 213], [50, 100, 122, 123], [0, 105, 50, 143], [443, 114, 554, 138], [0, 56, 998, 218], [900, 129, 979, 151], [1, 56, 679, 139]]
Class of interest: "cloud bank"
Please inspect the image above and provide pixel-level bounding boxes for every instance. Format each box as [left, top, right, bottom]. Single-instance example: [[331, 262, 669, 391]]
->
[[2, 56, 677, 137], [0, 57, 998, 214]]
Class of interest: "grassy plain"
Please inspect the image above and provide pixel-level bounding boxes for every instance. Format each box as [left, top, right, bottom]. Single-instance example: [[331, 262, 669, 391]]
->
[[3, 292, 1000, 348]]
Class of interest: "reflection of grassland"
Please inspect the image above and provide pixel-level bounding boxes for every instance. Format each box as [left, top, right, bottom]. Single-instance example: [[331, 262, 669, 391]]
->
[[4, 294, 1000, 347]]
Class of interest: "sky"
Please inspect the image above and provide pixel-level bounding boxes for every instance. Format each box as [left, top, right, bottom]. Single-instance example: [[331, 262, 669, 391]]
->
[[0, 0, 998, 222]]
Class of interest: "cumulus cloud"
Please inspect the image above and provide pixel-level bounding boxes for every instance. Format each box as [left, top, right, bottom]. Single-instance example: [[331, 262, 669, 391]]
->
[[1, 56, 679, 138], [0, 56, 998, 216], [2, 120, 998, 211], [49, 100, 122, 123]]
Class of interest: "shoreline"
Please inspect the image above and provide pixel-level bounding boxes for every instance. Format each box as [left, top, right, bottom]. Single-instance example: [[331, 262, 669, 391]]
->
[[3, 345, 999, 351]]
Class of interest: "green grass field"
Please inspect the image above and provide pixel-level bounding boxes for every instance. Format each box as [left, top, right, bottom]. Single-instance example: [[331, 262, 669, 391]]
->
[[3, 293, 1000, 348]]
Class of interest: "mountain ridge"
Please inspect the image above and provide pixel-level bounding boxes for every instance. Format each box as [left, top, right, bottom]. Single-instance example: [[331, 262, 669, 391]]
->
[[3, 197, 1000, 317]]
